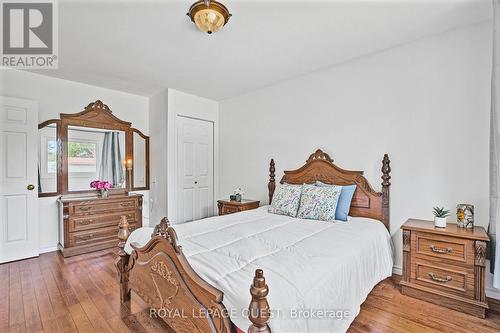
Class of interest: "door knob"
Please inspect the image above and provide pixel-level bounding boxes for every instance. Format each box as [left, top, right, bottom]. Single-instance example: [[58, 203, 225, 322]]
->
[[194, 181, 198, 184], [27, 184, 35, 191]]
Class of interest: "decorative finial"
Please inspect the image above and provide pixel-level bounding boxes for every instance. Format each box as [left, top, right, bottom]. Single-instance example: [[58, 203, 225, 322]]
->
[[248, 269, 271, 333]]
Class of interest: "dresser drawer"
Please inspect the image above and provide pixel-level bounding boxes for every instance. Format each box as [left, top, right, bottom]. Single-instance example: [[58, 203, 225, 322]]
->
[[411, 260, 475, 299], [70, 199, 137, 216], [412, 232, 474, 265], [69, 224, 138, 246], [70, 212, 137, 232]]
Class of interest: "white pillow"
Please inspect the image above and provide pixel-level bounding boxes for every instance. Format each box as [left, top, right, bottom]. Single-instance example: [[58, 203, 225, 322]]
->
[[297, 183, 342, 222], [268, 183, 303, 217]]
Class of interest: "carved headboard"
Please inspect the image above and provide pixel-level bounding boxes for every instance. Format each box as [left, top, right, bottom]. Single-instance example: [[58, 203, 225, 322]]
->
[[268, 149, 391, 230]]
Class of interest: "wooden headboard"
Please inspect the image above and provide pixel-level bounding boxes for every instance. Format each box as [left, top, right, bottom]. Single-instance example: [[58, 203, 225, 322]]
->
[[268, 149, 391, 230]]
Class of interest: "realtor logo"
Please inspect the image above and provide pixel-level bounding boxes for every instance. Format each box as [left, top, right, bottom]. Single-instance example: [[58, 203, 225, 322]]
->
[[1, 1, 58, 68]]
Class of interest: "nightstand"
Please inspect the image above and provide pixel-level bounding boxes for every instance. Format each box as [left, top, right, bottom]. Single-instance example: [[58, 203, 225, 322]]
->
[[217, 199, 260, 216], [400, 218, 490, 318]]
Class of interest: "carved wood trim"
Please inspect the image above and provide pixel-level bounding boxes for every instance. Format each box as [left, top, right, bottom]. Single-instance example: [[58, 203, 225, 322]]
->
[[248, 269, 271, 333], [126, 235, 233, 333], [37, 100, 150, 195], [60, 100, 132, 128], [37, 119, 60, 197], [38, 119, 60, 129], [402, 230, 411, 282], [118, 218, 272, 333], [268, 159, 275, 205], [130, 127, 150, 191], [475, 240, 486, 267], [268, 149, 391, 230], [403, 230, 411, 252]]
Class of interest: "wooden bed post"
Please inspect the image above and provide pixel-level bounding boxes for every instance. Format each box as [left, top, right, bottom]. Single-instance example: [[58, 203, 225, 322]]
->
[[381, 154, 391, 229], [268, 159, 275, 205], [115, 216, 131, 304], [248, 269, 271, 333]]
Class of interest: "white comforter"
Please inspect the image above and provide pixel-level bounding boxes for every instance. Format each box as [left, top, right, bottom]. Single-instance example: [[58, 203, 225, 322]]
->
[[125, 206, 393, 333]]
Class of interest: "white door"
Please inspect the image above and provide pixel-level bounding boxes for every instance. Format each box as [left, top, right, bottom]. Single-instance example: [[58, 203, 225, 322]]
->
[[0, 96, 39, 263], [177, 116, 214, 223]]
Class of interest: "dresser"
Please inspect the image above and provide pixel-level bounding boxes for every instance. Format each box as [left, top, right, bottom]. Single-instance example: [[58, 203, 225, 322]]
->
[[217, 199, 260, 216], [400, 219, 489, 318], [58, 194, 143, 257]]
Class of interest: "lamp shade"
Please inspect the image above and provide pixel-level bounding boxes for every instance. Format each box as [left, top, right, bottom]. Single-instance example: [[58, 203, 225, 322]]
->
[[188, 0, 231, 34]]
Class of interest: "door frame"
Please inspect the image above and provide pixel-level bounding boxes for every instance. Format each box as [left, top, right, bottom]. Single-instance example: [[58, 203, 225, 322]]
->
[[167, 90, 219, 223]]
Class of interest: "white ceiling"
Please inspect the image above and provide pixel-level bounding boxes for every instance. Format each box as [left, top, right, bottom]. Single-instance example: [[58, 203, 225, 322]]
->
[[29, 0, 492, 100]]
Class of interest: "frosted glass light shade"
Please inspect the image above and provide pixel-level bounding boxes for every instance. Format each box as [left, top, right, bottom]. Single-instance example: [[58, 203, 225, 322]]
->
[[188, 0, 231, 34]]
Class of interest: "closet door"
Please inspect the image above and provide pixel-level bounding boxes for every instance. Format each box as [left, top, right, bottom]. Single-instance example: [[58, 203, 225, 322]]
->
[[177, 116, 214, 223], [0, 96, 39, 263]]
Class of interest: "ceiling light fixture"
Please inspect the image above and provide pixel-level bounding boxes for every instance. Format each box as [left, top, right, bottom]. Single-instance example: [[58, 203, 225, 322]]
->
[[187, 0, 232, 34]]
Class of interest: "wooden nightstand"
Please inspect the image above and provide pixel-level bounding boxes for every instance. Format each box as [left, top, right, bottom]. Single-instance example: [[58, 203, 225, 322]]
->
[[217, 199, 260, 216], [400, 219, 490, 318]]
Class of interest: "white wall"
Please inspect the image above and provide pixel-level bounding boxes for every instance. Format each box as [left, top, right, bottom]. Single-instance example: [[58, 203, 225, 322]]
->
[[220, 22, 493, 291], [147, 88, 219, 225], [0, 69, 150, 252], [148, 88, 168, 224]]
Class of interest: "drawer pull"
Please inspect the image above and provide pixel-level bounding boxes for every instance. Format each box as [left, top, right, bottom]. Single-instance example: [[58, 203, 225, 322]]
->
[[127, 213, 133, 218], [429, 245, 453, 254], [78, 206, 92, 211], [78, 220, 93, 225], [77, 234, 94, 241], [428, 272, 452, 283], [120, 202, 133, 207]]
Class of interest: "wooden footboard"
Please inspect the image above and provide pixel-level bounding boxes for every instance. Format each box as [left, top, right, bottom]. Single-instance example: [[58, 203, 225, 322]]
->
[[115, 217, 271, 333]]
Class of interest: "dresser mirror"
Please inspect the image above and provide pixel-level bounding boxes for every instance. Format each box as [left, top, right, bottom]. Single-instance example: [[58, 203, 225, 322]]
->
[[67, 126, 127, 192], [38, 120, 59, 196], [37, 100, 150, 196], [132, 129, 149, 190]]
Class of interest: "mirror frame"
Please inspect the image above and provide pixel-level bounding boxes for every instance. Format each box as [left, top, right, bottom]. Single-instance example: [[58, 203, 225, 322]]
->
[[131, 127, 150, 191], [37, 100, 150, 196], [38, 119, 60, 197]]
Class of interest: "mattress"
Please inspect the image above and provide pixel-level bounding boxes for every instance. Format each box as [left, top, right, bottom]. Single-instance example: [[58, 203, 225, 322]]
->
[[125, 206, 394, 333]]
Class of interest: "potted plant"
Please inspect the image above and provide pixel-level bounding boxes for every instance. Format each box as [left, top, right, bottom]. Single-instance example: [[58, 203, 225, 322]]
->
[[90, 180, 112, 198], [432, 206, 450, 228]]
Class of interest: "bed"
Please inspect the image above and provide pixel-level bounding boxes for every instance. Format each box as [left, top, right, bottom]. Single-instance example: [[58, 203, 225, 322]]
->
[[116, 149, 393, 333]]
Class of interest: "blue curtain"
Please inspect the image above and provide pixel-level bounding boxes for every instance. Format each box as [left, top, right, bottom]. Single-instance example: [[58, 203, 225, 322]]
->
[[99, 132, 125, 187]]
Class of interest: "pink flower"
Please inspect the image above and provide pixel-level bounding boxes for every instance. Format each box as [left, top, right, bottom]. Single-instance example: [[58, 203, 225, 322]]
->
[[90, 180, 112, 190]]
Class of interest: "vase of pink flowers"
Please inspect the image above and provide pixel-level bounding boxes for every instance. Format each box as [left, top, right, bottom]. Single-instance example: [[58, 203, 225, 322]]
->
[[90, 180, 112, 198]]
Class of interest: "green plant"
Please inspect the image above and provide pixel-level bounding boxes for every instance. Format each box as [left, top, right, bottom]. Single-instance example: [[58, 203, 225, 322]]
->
[[433, 206, 450, 218]]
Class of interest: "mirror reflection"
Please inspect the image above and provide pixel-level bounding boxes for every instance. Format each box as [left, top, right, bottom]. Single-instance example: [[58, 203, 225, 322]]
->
[[38, 124, 57, 194], [133, 131, 147, 188], [67, 126, 126, 192]]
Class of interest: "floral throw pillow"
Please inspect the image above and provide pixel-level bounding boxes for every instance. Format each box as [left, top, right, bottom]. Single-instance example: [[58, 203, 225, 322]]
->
[[268, 183, 303, 217], [297, 184, 342, 222]]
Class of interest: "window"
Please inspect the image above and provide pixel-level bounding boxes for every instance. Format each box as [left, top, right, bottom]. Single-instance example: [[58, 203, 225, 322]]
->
[[68, 141, 98, 173], [46, 139, 57, 174]]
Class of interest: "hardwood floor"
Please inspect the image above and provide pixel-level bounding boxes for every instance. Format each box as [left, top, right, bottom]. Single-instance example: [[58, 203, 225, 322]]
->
[[1, 249, 500, 333]]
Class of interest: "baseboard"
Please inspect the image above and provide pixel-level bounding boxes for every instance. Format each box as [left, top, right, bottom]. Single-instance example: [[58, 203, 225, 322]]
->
[[392, 265, 402, 275], [486, 286, 500, 300], [39, 246, 58, 254], [489, 296, 500, 314]]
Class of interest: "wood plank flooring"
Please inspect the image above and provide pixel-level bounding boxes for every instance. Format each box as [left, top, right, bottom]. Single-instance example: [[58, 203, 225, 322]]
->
[[1, 248, 500, 333]]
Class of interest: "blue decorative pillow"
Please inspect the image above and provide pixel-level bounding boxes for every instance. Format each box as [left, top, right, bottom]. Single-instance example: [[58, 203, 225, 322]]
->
[[316, 181, 357, 221], [297, 184, 342, 222], [268, 183, 303, 217]]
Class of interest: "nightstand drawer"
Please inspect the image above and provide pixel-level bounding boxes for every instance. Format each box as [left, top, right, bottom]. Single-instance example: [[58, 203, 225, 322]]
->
[[217, 199, 260, 216], [222, 206, 239, 215], [412, 232, 474, 265], [411, 260, 474, 299]]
